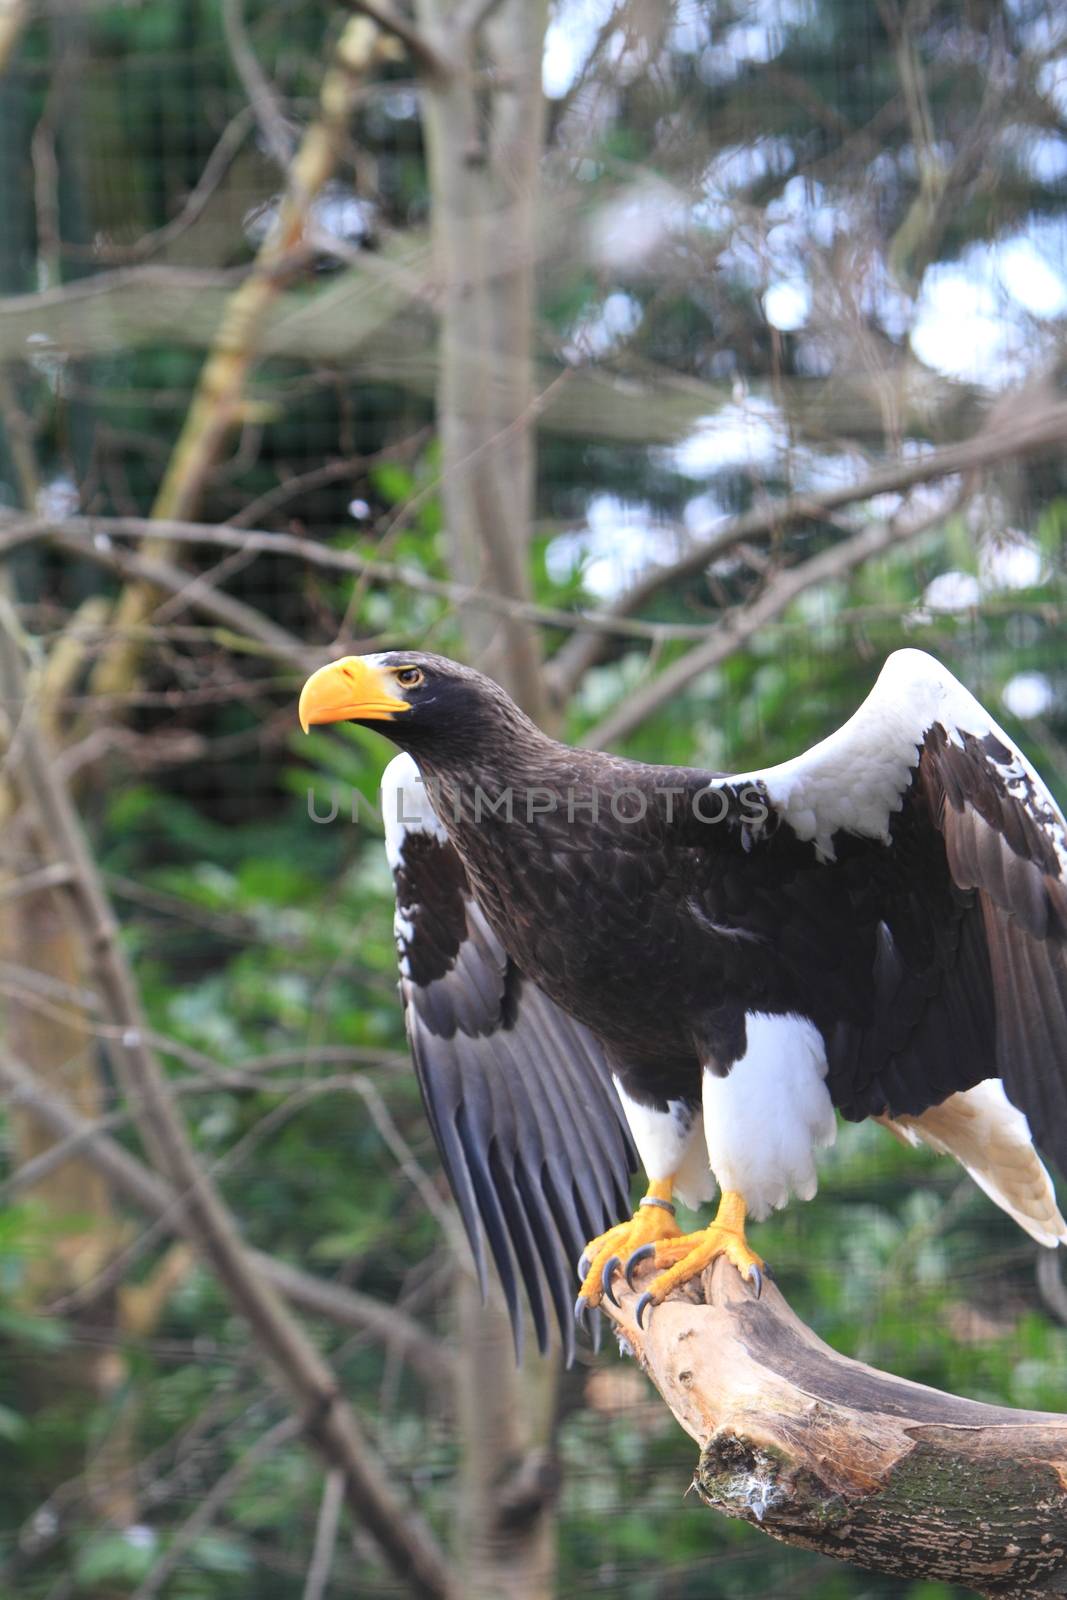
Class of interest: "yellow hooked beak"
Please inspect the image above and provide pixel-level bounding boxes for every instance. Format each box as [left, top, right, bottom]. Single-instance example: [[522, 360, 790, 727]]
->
[[298, 656, 412, 733]]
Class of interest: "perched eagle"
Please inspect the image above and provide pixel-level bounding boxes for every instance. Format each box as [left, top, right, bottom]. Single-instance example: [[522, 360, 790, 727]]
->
[[299, 648, 1067, 1359]]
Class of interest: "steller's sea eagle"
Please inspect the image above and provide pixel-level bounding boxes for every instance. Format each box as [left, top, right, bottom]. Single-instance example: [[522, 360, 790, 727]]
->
[[299, 647, 1067, 1360]]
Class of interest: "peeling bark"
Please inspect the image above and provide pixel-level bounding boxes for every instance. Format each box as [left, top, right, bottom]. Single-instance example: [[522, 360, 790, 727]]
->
[[605, 1259, 1067, 1598]]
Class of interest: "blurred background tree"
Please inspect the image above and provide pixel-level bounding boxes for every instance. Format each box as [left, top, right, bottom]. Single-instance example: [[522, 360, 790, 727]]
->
[[0, 0, 1066, 1595]]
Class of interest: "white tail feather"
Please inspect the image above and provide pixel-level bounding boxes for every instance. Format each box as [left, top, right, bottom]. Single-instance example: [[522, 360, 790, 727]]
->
[[879, 1079, 1067, 1248]]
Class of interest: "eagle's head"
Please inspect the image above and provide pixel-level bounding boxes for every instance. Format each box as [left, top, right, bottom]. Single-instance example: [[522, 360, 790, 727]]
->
[[298, 650, 533, 757]]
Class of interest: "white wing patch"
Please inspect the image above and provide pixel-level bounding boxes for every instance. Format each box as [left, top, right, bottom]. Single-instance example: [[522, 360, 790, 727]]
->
[[729, 648, 1067, 867], [381, 752, 450, 976], [702, 1012, 837, 1219], [381, 750, 448, 871]]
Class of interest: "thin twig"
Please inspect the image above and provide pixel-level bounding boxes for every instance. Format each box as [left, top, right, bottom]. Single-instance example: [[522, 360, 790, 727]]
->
[[2, 512, 778, 646], [221, 0, 293, 169], [549, 400, 1067, 696], [302, 1469, 346, 1600], [132, 1416, 301, 1600], [582, 493, 961, 747], [0, 1045, 449, 1385]]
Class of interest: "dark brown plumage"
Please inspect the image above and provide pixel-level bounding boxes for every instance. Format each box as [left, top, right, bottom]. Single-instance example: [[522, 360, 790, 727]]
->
[[299, 647, 1067, 1358]]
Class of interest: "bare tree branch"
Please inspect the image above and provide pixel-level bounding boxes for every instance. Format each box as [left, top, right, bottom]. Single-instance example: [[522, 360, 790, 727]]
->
[[90, 15, 396, 703], [133, 1416, 302, 1600], [34, 522, 316, 668], [0, 619, 457, 1599], [603, 1262, 1067, 1599], [302, 1469, 346, 1600], [0, 0, 31, 78], [582, 493, 958, 748], [338, 0, 453, 77], [5, 511, 762, 648], [221, 0, 293, 170], [0, 1048, 451, 1388], [549, 398, 1067, 699]]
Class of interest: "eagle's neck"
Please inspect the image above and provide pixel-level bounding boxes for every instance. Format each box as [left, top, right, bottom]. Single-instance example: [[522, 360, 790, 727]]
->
[[407, 722, 571, 814]]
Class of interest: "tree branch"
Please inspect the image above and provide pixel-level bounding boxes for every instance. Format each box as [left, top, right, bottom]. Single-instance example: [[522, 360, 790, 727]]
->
[[90, 14, 394, 702], [4, 512, 758, 648], [0, 620, 457, 1600], [0, 1046, 451, 1388], [0, 0, 31, 79], [581, 493, 958, 748], [549, 398, 1067, 700], [221, 0, 293, 170], [605, 1261, 1067, 1599], [338, 0, 453, 78]]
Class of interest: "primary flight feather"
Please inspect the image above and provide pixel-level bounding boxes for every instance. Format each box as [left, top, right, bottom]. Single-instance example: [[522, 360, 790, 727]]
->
[[299, 648, 1067, 1360]]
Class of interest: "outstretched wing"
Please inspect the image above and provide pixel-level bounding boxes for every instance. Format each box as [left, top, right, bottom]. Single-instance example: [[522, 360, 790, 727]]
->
[[732, 649, 1067, 1177], [381, 753, 636, 1360]]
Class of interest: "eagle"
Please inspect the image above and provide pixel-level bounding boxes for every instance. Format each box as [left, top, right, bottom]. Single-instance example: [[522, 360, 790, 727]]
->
[[299, 647, 1067, 1360]]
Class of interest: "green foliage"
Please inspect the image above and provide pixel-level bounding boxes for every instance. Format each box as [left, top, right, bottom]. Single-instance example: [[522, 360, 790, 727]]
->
[[2, 0, 1067, 1595]]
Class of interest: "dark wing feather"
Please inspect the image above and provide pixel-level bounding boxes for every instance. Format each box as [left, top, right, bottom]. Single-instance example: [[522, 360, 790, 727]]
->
[[383, 754, 635, 1361], [731, 650, 1067, 1173], [919, 722, 1067, 1174]]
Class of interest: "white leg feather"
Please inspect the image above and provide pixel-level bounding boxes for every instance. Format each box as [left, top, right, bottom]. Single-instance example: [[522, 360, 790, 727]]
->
[[612, 1078, 714, 1210], [702, 1012, 836, 1220]]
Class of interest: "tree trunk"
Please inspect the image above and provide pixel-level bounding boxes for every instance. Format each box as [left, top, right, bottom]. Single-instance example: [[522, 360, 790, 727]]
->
[[415, 0, 549, 725], [455, 1275, 559, 1600], [604, 1257, 1067, 1598], [417, 8, 559, 1591]]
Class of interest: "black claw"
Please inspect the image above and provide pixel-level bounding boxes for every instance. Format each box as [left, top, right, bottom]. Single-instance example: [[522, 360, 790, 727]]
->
[[625, 1243, 656, 1291], [762, 1261, 775, 1282], [747, 1264, 762, 1300], [635, 1291, 654, 1329], [574, 1293, 604, 1350], [577, 1250, 591, 1281], [601, 1256, 621, 1307]]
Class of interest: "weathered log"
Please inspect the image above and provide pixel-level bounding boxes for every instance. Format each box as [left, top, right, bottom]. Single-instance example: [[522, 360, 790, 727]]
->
[[604, 1259, 1067, 1598]]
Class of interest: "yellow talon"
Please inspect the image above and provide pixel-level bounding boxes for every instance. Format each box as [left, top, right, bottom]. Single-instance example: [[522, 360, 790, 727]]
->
[[576, 1178, 681, 1309], [631, 1190, 764, 1322]]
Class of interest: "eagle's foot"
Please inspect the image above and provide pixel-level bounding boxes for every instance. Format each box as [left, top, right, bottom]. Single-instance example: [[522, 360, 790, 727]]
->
[[574, 1181, 681, 1325], [626, 1190, 764, 1329]]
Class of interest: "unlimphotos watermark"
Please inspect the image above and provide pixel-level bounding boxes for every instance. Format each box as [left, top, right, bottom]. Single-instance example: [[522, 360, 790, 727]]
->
[[306, 778, 768, 830]]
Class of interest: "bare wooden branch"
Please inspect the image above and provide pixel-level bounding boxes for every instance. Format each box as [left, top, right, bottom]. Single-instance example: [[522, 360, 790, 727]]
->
[[5, 511, 752, 647], [0, 621, 457, 1600], [0, 1047, 451, 1388], [90, 14, 394, 702], [0, 0, 31, 79], [302, 1469, 346, 1600], [581, 493, 960, 748], [221, 0, 293, 169], [37, 522, 316, 669], [337, 0, 453, 77], [605, 1261, 1067, 1599], [549, 397, 1067, 699]]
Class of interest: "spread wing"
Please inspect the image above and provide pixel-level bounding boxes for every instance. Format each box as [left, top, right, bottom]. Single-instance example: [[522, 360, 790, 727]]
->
[[381, 753, 636, 1360], [728, 648, 1067, 1177]]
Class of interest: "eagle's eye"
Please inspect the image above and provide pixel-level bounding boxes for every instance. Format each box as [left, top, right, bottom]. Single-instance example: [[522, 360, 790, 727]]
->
[[394, 666, 425, 690]]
